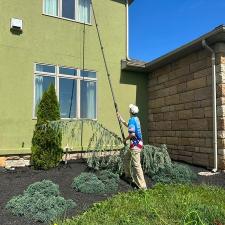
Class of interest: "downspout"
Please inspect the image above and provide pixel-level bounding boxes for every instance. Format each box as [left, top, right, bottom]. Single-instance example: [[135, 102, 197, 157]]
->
[[202, 39, 218, 172], [126, 0, 130, 60]]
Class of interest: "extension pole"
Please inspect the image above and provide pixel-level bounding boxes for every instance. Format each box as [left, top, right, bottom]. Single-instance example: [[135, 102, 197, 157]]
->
[[90, 0, 126, 141]]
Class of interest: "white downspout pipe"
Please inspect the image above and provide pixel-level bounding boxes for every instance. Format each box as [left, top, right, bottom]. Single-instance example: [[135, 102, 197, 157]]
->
[[202, 39, 218, 172], [126, 0, 130, 60]]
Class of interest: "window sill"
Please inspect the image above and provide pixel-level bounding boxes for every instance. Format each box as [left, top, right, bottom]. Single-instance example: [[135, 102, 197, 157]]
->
[[32, 117, 97, 121], [42, 13, 92, 26]]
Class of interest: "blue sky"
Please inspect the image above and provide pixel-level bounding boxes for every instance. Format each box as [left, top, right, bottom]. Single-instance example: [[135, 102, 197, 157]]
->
[[129, 0, 225, 62]]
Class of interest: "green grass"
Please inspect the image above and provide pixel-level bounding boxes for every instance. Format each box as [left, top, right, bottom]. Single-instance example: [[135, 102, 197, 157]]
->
[[57, 184, 225, 225]]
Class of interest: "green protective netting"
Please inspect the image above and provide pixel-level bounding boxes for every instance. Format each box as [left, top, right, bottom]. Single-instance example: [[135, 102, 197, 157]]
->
[[72, 170, 119, 194], [6, 180, 76, 223], [46, 120, 196, 184], [45, 120, 123, 151]]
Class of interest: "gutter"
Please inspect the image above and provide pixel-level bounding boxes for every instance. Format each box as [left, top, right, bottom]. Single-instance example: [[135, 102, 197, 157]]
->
[[202, 40, 218, 172]]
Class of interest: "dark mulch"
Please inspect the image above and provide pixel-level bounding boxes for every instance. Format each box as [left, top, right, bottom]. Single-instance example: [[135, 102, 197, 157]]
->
[[1, 160, 225, 225], [0, 160, 151, 225]]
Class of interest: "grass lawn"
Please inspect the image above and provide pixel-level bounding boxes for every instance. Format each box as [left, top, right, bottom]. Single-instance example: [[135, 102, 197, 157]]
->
[[58, 184, 225, 225]]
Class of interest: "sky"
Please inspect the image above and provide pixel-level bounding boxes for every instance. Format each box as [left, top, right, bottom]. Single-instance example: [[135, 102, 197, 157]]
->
[[129, 0, 225, 62]]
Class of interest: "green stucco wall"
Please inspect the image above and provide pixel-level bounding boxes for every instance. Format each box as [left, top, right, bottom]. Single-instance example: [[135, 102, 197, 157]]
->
[[0, 0, 148, 155]]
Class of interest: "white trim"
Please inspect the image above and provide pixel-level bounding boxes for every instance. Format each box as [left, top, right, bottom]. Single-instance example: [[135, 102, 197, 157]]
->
[[42, 0, 92, 25], [32, 63, 36, 119], [77, 70, 81, 119]]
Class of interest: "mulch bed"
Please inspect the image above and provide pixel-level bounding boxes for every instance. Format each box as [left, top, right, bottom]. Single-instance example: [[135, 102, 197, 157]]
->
[[0, 160, 225, 225]]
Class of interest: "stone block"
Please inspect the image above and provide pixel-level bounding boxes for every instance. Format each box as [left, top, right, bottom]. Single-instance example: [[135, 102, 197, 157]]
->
[[204, 107, 212, 118], [171, 120, 187, 130], [163, 130, 176, 136], [5, 158, 30, 168], [166, 137, 178, 145], [187, 77, 206, 91], [0, 157, 6, 167], [190, 58, 210, 73], [177, 82, 187, 93], [189, 138, 205, 147], [194, 87, 211, 101], [164, 111, 178, 121], [174, 104, 185, 111], [161, 106, 171, 112], [199, 131, 212, 138], [180, 130, 199, 138], [192, 153, 209, 167], [178, 109, 192, 120], [200, 99, 212, 107], [188, 119, 208, 130], [165, 94, 180, 105], [184, 101, 201, 110], [192, 108, 205, 118], [217, 84, 225, 97], [217, 117, 225, 130], [158, 73, 169, 84], [154, 121, 172, 131], [149, 97, 165, 109], [194, 68, 211, 79], [180, 90, 195, 103], [153, 113, 164, 121], [178, 155, 193, 164], [199, 147, 213, 154]]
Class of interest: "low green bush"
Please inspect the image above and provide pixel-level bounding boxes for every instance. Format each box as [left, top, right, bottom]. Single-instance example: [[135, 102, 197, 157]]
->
[[72, 173, 105, 194], [57, 184, 225, 225], [72, 170, 119, 194], [6, 180, 76, 223]]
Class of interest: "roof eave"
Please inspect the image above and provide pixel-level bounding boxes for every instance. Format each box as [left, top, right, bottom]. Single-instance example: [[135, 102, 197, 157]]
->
[[121, 25, 225, 73], [145, 25, 225, 71]]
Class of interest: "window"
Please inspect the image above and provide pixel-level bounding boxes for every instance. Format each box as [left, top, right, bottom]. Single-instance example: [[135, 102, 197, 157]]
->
[[43, 0, 91, 24], [34, 63, 97, 119], [44, 0, 58, 16]]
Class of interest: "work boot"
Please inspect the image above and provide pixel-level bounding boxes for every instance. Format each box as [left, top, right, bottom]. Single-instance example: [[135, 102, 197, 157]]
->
[[120, 174, 134, 185]]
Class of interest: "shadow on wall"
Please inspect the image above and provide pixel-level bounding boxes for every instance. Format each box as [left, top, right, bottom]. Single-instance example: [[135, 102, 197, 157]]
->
[[111, 0, 126, 4], [120, 70, 149, 143]]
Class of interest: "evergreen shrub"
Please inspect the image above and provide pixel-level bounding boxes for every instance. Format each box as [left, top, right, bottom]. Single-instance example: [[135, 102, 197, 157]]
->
[[31, 84, 63, 170], [87, 145, 197, 184], [6, 180, 76, 223], [72, 170, 119, 194]]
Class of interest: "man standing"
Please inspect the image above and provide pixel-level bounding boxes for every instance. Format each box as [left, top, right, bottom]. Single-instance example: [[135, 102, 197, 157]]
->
[[117, 104, 147, 190]]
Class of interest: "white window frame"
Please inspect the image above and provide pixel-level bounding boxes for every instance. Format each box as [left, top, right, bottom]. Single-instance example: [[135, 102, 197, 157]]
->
[[42, 0, 92, 25], [33, 63, 97, 120]]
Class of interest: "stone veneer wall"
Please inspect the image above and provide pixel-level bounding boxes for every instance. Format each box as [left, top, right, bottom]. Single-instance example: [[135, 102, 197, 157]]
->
[[148, 43, 225, 169]]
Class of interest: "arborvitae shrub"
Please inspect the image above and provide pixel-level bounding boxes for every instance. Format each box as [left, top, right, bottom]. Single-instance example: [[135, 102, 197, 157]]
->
[[6, 180, 76, 223], [72, 170, 119, 194], [31, 84, 63, 170]]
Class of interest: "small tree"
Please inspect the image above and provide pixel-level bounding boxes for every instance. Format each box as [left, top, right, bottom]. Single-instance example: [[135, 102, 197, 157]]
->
[[31, 84, 63, 170]]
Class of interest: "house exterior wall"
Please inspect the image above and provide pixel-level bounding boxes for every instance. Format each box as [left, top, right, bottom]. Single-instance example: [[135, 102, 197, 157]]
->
[[0, 0, 147, 155], [148, 42, 225, 169]]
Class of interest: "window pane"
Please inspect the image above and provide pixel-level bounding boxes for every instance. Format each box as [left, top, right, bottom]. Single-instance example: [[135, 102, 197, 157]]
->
[[35, 76, 55, 115], [80, 80, 96, 119], [59, 67, 77, 76], [62, 0, 75, 20], [36, 64, 55, 73], [44, 0, 58, 16], [78, 0, 91, 23], [80, 70, 96, 78], [59, 78, 77, 118]]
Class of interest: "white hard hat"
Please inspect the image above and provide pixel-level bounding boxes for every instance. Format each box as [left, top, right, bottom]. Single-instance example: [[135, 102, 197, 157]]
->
[[129, 104, 139, 114]]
